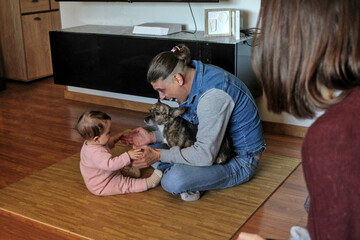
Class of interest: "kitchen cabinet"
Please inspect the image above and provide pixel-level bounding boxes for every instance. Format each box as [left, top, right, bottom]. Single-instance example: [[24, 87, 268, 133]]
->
[[0, 0, 61, 81]]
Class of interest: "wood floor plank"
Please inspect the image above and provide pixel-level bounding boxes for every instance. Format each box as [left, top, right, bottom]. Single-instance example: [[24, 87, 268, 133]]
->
[[0, 209, 87, 240], [233, 165, 308, 239], [0, 150, 300, 240]]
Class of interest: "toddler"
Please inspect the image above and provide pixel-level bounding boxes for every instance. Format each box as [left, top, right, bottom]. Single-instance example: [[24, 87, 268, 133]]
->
[[75, 110, 162, 196]]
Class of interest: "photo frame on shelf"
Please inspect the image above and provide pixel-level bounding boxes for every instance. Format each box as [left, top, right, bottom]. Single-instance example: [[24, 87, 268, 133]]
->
[[205, 9, 232, 37]]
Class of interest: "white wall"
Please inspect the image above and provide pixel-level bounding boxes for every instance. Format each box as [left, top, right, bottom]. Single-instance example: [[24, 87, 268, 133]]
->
[[255, 97, 318, 127], [59, 1, 260, 30], [59, 0, 316, 127]]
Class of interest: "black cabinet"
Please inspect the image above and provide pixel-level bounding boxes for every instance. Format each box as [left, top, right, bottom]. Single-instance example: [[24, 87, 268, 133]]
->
[[50, 25, 261, 99]]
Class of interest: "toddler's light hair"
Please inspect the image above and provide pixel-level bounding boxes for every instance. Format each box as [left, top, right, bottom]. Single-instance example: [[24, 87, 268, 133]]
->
[[75, 111, 111, 140]]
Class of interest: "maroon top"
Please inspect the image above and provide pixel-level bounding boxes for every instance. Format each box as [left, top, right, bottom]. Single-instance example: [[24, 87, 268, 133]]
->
[[302, 87, 360, 239]]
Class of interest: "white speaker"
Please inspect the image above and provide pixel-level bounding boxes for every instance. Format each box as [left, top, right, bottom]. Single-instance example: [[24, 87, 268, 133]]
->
[[132, 23, 182, 36]]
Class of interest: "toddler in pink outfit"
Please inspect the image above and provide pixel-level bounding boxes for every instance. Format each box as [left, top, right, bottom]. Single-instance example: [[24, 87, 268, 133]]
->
[[75, 110, 162, 196]]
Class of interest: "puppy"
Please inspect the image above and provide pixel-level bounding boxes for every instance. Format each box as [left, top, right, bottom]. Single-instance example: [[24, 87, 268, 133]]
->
[[144, 99, 233, 164]]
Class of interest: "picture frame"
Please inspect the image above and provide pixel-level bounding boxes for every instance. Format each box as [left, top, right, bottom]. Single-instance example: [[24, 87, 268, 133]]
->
[[205, 9, 232, 37]]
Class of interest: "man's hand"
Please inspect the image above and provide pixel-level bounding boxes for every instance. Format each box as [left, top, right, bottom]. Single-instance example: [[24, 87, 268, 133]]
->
[[131, 145, 161, 168], [121, 127, 155, 147]]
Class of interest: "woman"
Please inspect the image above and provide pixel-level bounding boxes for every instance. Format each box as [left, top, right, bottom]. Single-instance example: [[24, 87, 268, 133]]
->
[[239, 0, 360, 239], [126, 44, 266, 201]]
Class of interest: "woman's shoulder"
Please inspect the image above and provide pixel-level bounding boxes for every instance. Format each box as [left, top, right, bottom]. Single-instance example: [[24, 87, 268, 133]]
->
[[304, 87, 360, 149]]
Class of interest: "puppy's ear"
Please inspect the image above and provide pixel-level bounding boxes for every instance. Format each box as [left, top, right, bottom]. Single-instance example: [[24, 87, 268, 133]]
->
[[170, 107, 186, 118]]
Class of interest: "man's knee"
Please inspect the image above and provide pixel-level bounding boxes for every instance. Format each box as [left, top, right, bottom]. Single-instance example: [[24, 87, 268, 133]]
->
[[161, 169, 188, 194]]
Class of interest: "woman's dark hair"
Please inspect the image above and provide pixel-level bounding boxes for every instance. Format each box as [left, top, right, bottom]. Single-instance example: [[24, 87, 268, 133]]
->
[[75, 111, 111, 140], [252, 0, 360, 118], [147, 44, 192, 83]]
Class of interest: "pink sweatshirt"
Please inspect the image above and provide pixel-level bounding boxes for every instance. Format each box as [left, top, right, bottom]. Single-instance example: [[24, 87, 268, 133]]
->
[[79, 142, 147, 196]]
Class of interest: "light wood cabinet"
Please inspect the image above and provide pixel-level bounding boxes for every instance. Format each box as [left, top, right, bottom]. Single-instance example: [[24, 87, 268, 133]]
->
[[0, 0, 61, 82]]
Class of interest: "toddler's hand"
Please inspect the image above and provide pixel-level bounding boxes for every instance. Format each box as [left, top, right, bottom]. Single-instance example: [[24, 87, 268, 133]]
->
[[113, 134, 124, 144], [119, 133, 134, 146], [128, 148, 143, 160]]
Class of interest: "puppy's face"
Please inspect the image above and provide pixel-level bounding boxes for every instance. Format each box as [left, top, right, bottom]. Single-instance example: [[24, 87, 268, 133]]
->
[[144, 101, 185, 126]]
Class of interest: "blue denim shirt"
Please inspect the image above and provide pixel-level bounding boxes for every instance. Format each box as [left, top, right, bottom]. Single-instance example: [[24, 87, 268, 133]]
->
[[180, 60, 265, 158]]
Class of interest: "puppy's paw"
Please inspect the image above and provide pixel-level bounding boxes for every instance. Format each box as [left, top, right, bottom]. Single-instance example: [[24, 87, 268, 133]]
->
[[214, 155, 226, 164], [121, 166, 141, 178]]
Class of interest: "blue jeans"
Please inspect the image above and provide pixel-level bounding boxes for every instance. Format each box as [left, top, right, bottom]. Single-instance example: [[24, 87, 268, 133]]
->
[[153, 155, 259, 195]]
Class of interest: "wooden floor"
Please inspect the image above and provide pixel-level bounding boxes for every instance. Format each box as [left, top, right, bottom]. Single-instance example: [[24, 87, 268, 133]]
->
[[0, 78, 308, 239]]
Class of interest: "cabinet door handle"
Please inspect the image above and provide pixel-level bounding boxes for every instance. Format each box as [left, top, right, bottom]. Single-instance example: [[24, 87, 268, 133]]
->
[[32, 0, 39, 2], [34, 17, 41, 21]]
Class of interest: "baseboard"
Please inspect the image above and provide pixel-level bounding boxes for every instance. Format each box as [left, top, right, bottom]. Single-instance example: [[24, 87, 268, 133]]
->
[[262, 121, 308, 138], [64, 90, 152, 113], [64, 90, 307, 138]]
